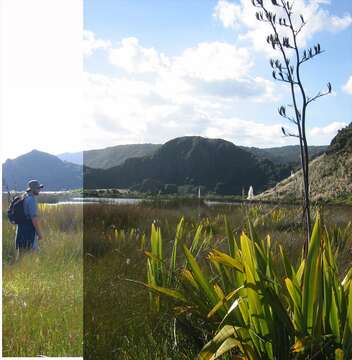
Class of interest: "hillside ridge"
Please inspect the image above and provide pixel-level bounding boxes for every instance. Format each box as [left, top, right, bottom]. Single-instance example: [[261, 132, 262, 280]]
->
[[84, 136, 290, 195], [256, 123, 352, 202], [2, 150, 82, 191]]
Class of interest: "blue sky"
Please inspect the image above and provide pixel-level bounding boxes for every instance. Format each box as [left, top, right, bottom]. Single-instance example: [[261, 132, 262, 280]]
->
[[83, 0, 352, 150]]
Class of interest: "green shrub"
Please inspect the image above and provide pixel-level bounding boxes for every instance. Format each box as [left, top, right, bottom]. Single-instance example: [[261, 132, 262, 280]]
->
[[144, 216, 352, 359]]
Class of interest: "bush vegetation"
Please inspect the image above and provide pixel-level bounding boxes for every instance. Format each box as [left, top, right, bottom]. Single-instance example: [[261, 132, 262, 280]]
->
[[83, 202, 352, 359]]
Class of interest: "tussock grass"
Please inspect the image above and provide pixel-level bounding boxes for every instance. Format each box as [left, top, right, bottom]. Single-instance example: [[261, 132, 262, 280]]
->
[[2, 201, 83, 357], [83, 202, 352, 358]]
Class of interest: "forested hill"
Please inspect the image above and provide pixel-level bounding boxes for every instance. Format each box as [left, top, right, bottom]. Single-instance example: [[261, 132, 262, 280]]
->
[[58, 144, 161, 169], [84, 136, 291, 195], [59, 143, 326, 170]]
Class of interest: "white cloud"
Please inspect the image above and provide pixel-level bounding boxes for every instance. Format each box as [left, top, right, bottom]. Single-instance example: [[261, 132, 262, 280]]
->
[[82, 35, 283, 149], [213, 0, 242, 29], [83, 69, 340, 150], [310, 121, 347, 137], [80, 28, 292, 151], [107, 38, 254, 80], [187, 76, 275, 102], [82, 18, 349, 151], [83, 70, 281, 150], [205, 118, 294, 147], [108, 37, 169, 73], [170, 42, 275, 102], [105, 38, 275, 101], [213, 0, 352, 56], [172, 41, 253, 80], [83, 72, 169, 148], [330, 14, 352, 31], [83, 30, 111, 57], [343, 76, 352, 94]]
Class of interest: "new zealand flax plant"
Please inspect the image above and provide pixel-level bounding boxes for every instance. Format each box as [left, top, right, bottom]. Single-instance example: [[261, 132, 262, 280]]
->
[[144, 215, 352, 359]]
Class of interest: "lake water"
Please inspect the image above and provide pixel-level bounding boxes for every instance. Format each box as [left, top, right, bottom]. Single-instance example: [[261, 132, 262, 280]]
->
[[49, 197, 143, 205], [4, 192, 239, 207], [47, 197, 241, 207]]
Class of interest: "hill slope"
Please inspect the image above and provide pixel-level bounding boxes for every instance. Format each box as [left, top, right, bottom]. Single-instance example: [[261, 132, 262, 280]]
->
[[242, 145, 327, 166], [58, 144, 161, 169], [256, 123, 352, 202], [2, 150, 83, 191], [84, 136, 290, 195], [59, 143, 326, 170]]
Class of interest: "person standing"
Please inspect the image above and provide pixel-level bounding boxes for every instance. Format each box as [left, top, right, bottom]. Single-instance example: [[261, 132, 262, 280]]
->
[[15, 180, 44, 259]]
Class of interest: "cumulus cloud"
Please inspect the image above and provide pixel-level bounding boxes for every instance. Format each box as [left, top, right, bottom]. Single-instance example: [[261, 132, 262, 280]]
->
[[83, 71, 283, 150], [343, 76, 352, 94], [83, 30, 112, 57], [83, 27, 345, 151], [172, 42, 253, 80], [204, 118, 293, 147], [307, 121, 349, 145], [310, 121, 348, 137], [213, 0, 242, 29], [330, 14, 352, 31], [107, 38, 254, 79], [83, 72, 198, 148], [108, 37, 170, 73], [82, 35, 286, 150], [188, 76, 275, 102], [83, 71, 340, 150], [105, 38, 275, 101], [213, 0, 352, 56], [203, 119, 347, 147]]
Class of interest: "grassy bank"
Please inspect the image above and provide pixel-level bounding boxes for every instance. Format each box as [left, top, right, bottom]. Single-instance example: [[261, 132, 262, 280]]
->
[[2, 202, 83, 357]]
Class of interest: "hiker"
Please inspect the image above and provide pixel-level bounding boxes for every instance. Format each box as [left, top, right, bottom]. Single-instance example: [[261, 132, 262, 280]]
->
[[15, 180, 44, 259]]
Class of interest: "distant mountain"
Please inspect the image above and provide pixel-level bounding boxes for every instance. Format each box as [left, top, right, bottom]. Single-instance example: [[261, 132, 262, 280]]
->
[[84, 136, 290, 195], [58, 144, 161, 169], [243, 145, 327, 167], [256, 123, 352, 202], [2, 150, 83, 191], [57, 152, 83, 165]]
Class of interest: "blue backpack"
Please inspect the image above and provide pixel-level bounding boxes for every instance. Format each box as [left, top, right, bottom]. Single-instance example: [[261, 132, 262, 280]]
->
[[7, 195, 28, 224]]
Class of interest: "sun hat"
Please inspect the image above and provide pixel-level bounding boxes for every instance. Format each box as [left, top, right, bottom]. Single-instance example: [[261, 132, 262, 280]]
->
[[27, 179, 44, 192]]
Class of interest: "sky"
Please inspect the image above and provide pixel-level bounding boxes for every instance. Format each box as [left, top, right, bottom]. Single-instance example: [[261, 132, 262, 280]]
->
[[0, 0, 83, 161], [1, 0, 351, 160], [83, 0, 352, 151]]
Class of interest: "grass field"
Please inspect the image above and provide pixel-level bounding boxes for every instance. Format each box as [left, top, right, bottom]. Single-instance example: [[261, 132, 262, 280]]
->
[[3, 197, 351, 358], [2, 201, 83, 357], [83, 201, 352, 359]]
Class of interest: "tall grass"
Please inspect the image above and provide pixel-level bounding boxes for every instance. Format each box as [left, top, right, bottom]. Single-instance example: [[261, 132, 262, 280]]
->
[[2, 202, 83, 357], [83, 206, 202, 359], [83, 202, 351, 358], [3, 196, 350, 358]]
